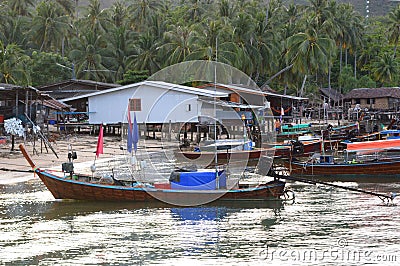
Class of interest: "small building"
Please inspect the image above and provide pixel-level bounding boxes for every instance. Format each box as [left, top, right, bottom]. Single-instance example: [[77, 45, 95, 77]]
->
[[320, 87, 343, 106], [199, 83, 308, 121], [318, 87, 344, 120], [60, 81, 279, 142], [0, 83, 70, 134], [62, 80, 228, 125], [37, 79, 119, 112], [344, 87, 400, 111]]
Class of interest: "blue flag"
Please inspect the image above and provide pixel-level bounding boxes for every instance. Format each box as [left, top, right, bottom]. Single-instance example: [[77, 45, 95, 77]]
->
[[127, 110, 133, 153], [133, 113, 139, 153]]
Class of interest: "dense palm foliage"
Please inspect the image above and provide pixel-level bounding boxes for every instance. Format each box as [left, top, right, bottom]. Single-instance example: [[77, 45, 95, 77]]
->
[[0, 0, 400, 98]]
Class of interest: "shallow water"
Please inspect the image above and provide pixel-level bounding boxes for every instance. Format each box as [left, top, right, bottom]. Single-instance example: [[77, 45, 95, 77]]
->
[[0, 177, 399, 265]]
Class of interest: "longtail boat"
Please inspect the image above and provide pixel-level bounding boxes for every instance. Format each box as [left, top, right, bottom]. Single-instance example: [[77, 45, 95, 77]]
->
[[176, 148, 265, 167], [20, 144, 286, 205], [272, 139, 322, 158], [175, 139, 268, 167], [277, 123, 312, 140], [284, 138, 400, 181]]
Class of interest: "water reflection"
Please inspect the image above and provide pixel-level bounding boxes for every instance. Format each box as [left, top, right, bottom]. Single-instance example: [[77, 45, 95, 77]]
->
[[1, 179, 399, 265]]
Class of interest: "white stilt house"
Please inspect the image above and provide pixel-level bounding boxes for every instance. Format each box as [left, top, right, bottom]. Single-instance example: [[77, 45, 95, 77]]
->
[[62, 80, 228, 125]]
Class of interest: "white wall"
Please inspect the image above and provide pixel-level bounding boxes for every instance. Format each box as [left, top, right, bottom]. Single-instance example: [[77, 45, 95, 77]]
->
[[88, 84, 200, 124]]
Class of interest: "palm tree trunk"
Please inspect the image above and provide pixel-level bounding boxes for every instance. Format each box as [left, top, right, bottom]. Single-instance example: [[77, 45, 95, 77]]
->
[[328, 65, 331, 89], [339, 44, 343, 75], [262, 64, 293, 86], [354, 51, 357, 78], [300, 75, 307, 97], [62, 37, 65, 57], [254, 71, 260, 83]]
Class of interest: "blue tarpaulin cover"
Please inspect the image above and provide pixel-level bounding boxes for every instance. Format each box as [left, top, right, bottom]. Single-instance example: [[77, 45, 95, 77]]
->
[[170, 170, 226, 190]]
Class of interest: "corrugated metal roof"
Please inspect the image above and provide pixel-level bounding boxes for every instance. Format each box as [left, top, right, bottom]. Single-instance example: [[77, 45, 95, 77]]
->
[[61, 80, 229, 102], [37, 79, 120, 90], [199, 83, 308, 101], [199, 99, 264, 109]]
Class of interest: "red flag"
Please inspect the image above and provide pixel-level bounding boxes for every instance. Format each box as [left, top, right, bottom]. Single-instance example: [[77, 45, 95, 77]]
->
[[96, 124, 104, 158]]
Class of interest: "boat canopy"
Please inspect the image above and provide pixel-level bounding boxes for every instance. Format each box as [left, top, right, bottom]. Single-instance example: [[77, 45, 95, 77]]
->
[[332, 123, 358, 131], [346, 139, 400, 152], [379, 130, 400, 135], [281, 123, 311, 130]]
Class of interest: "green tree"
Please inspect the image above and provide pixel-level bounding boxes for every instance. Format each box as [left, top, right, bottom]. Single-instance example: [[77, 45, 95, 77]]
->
[[162, 25, 197, 65], [187, 19, 237, 65], [28, 51, 72, 86], [0, 14, 30, 49], [371, 52, 399, 86], [338, 66, 358, 93], [30, 1, 71, 52], [218, 0, 237, 19], [108, 0, 129, 27], [118, 70, 149, 85], [285, 25, 336, 76], [128, 0, 162, 32], [387, 5, 400, 57], [79, 0, 110, 35], [7, 0, 35, 16], [129, 32, 161, 75], [69, 32, 110, 81], [102, 25, 137, 82], [358, 75, 376, 88], [0, 40, 30, 85]]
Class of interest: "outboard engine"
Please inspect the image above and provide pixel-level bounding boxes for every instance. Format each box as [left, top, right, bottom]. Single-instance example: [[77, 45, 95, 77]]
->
[[291, 140, 304, 155], [62, 144, 77, 178]]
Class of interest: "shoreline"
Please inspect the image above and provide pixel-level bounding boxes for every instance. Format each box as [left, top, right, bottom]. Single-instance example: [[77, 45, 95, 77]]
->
[[0, 134, 125, 184]]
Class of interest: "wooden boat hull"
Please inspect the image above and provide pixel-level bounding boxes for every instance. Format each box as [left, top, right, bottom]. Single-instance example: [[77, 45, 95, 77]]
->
[[273, 140, 341, 158], [273, 141, 322, 158], [284, 159, 400, 181], [35, 169, 286, 204]]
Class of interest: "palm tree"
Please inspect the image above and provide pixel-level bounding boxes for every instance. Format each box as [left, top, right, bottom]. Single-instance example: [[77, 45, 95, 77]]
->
[[187, 19, 237, 65], [0, 40, 30, 85], [69, 32, 110, 81], [372, 52, 399, 85], [186, 0, 206, 22], [129, 32, 162, 75], [128, 0, 162, 32], [218, 0, 237, 19], [102, 25, 137, 82], [162, 25, 197, 65], [331, 3, 364, 76], [53, 0, 75, 16], [0, 13, 30, 49], [252, 4, 282, 83], [7, 0, 35, 16], [387, 5, 400, 57], [80, 0, 110, 35], [108, 0, 129, 27], [231, 11, 257, 76], [30, 1, 71, 52], [285, 23, 336, 77]]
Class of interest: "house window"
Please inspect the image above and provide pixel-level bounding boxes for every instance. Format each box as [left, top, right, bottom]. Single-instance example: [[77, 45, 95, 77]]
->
[[366, 98, 375, 105], [355, 99, 360, 104], [129, 98, 141, 111]]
